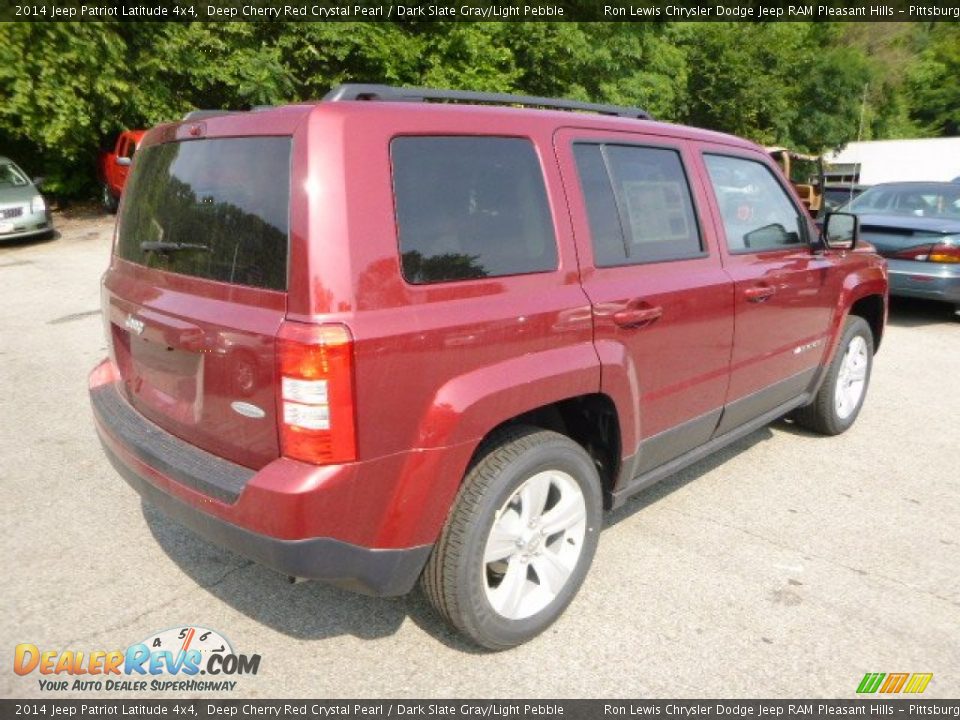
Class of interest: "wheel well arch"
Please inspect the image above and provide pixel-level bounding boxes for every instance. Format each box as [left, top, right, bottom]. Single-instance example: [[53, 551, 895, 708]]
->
[[469, 394, 622, 496], [848, 294, 885, 352]]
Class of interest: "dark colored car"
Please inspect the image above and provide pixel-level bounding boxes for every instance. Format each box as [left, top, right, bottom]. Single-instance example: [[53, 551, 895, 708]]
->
[[842, 182, 960, 310], [0, 156, 53, 242], [89, 85, 887, 649]]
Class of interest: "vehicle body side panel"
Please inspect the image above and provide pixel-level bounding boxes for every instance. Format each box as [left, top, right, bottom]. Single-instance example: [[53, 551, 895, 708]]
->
[[690, 142, 846, 433], [553, 128, 735, 478]]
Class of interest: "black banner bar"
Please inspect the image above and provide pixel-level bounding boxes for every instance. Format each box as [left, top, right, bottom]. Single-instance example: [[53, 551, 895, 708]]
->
[[4, 0, 960, 22]]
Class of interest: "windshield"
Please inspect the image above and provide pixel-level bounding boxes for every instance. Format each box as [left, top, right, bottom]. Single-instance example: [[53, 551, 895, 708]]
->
[[0, 163, 29, 188], [116, 137, 291, 290], [846, 184, 960, 219]]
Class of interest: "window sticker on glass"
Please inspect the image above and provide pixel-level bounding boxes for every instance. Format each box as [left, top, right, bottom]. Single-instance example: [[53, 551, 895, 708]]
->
[[621, 180, 692, 245]]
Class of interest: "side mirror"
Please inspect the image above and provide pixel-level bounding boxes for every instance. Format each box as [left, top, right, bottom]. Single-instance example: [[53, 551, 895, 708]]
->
[[32, 176, 45, 188], [116, 156, 132, 167], [821, 212, 858, 250]]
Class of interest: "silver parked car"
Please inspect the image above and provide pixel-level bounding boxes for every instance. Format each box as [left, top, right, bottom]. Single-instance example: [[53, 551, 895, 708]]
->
[[0, 156, 54, 242], [842, 182, 960, 311]]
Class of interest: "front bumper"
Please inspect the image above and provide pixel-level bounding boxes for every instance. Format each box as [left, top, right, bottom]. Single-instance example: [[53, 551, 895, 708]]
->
[[888, 259, 960, 305], [90, 365, 433, 596], [0, 206, 52, 241]]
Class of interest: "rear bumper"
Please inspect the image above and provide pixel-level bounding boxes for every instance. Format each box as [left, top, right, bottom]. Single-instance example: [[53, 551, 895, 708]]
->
[[888, 259, 960, 305], [99, 438, 431, 595], [89, 364, 434, 596]]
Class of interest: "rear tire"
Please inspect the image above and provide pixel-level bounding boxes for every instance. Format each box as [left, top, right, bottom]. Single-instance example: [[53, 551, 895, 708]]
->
[[101, 184, 119, 214], [421, 425, 602, 650], [794, 316, 873, 435]]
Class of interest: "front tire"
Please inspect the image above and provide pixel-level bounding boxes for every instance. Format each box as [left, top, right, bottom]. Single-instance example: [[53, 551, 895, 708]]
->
[[421, 426, 602, 650], [794, 316, 874, 435]]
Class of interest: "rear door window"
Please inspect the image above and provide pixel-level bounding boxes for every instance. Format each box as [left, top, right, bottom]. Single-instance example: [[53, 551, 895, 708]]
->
[[116, 137, 291, 290], [573, 143, 703, 265], [391, 136, 557, 284]]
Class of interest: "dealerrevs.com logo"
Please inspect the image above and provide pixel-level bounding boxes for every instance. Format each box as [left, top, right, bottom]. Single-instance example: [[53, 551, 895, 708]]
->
[[13, 626, 261, 693]]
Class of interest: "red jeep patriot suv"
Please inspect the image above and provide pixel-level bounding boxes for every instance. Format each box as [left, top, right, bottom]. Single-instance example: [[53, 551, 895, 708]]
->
[[90, 85, 887, 649]]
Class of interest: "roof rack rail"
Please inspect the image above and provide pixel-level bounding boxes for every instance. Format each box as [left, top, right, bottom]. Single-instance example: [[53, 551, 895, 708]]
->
[[322, 84, 652, 120]]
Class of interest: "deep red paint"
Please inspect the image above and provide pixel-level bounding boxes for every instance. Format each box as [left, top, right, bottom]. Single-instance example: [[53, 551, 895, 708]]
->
[[91, 101, 888, 552]]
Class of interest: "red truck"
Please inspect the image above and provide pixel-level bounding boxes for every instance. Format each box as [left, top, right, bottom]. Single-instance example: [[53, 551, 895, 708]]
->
[[97, 129, 146, 213], [89, 85, 887, 649]]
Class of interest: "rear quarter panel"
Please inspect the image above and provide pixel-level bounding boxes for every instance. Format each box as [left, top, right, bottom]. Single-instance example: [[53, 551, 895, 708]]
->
[[291, 104, 601, 457]]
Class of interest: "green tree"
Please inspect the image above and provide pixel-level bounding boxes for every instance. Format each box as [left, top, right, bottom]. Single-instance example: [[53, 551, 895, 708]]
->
[[1, 21, 956, 200], [675, 22, 874, 152], [906, 23, 960, 136], [0, 23, 130, 194]]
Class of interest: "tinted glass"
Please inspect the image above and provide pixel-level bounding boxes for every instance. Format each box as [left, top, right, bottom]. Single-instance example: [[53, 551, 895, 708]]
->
[[392, 137, 557, 284], [704, 154, 804, 252], [575, 143, 702, 265], [573, 145, 626, 267], [116, 137, 291, 290]]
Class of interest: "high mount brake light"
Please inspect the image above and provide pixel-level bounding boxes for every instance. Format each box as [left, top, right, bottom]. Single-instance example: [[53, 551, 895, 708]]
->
[[277, 322, 357, 465]]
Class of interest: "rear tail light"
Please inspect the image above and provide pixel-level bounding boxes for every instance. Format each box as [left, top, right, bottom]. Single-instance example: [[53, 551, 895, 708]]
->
[[891, 244, 934, 261], [277, 321, 356, 465], [928, 244, 960, 263], [892, 242, 960, 263]]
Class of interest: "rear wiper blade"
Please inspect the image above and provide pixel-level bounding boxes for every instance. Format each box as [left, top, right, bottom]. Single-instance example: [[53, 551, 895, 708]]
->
[[140, 241, 210, 253]]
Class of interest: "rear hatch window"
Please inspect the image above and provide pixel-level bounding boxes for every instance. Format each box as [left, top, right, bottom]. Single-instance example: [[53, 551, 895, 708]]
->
[[105, 136, 292, 471], [117, 137, 291, 290]]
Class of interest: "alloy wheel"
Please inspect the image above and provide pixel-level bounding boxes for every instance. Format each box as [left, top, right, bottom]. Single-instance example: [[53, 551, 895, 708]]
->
[[482, 470, 587, 620], [835, 335, 868, 419]]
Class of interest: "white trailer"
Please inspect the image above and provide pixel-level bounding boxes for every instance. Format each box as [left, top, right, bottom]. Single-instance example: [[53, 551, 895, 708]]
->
[[823, 138, 960, 186]]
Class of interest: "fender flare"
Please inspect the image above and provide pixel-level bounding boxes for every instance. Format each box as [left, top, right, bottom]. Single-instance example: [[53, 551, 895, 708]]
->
[[825, 266, 888, 366], [416, 341, 601, 450], [377, 342, 602, 545]]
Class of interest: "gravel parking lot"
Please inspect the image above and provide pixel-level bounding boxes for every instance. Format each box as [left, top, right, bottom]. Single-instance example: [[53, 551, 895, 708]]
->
[[2, 211, 958, 699]]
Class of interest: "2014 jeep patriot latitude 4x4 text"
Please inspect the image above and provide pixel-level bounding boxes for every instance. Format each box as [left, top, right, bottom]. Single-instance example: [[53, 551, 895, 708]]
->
[[90, 85, 887, 649]]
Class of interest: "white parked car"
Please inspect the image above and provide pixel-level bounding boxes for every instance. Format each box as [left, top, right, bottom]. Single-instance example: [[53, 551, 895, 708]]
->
[[0, 156, 54, 241]]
